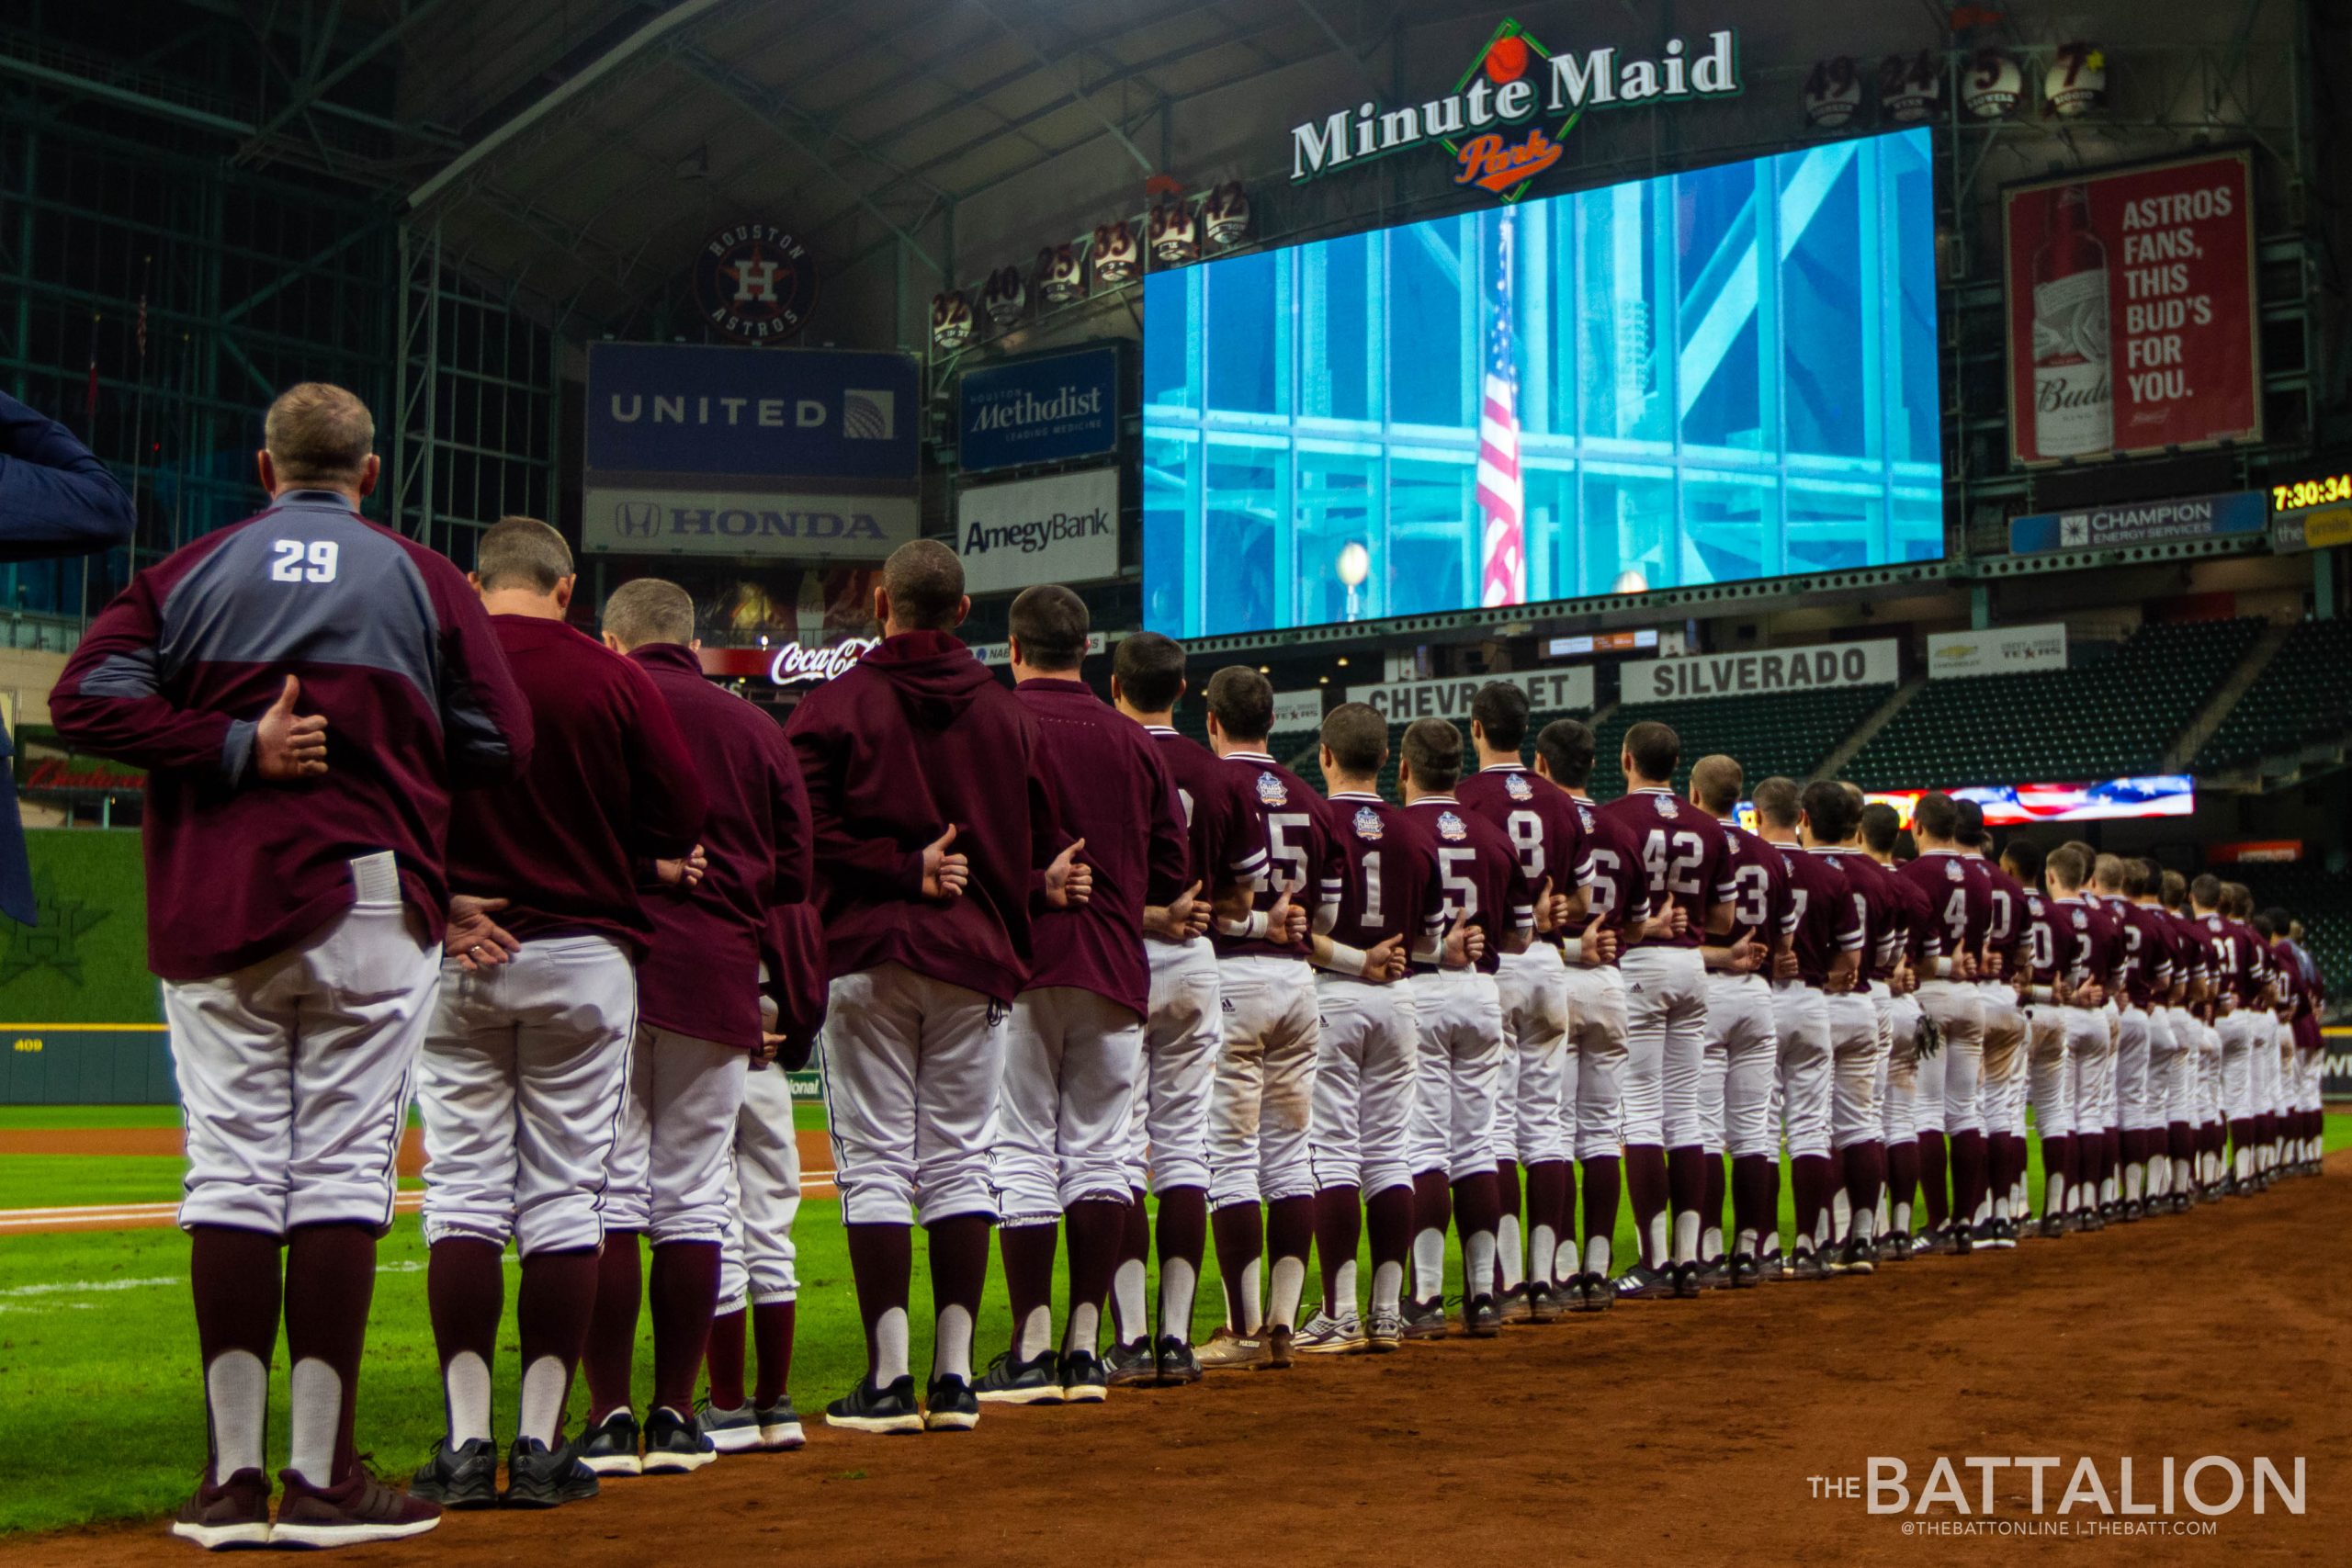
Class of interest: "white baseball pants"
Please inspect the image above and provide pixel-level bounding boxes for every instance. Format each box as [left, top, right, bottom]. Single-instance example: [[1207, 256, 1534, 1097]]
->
[[1131, 937, 1220, 1193], [1408, 969, 1506, 1179], [1494, 946, 1570, 1165], [2064, 1008, 2112, 1136], [1559, 963, 1630, 1161], [1308, 975, 1419, 1196], [606, 1024, 747, 1244], [821, 963, 1005, 1226], [993, 987, 1143, 1224], [1826, 991, 1881, 1153], [719, 1057, 803, 1313], [2025, 1007, 2072, 1135], [1770, 983, 1833, 1160], [1978, 986, 2026, 1136], [418, 935, 637, 1256], [1706, 972, 1778, 1159], [167, 855, 438, 1235], [1881, 992, 1919, 1146], [1620, 945, 1707, 1148], [2217, 1010, 2255, 1121], [2115, 1008, 2156, 1132], [1208, 954, 1320, 1208], [1917, 979, 1984, 1136]]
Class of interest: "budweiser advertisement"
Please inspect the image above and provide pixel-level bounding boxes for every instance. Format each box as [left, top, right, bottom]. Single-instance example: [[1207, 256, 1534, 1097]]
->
[[2003, 150, 2260, 468]]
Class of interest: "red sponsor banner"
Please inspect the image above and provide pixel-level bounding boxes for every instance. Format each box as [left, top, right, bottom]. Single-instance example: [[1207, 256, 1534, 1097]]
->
[[2207, 840, 2303, 865], [2003, 150, 2260, 468]]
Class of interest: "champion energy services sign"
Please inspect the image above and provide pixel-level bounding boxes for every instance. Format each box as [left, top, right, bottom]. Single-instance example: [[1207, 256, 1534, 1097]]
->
[[1289, 17, 1740, 201]]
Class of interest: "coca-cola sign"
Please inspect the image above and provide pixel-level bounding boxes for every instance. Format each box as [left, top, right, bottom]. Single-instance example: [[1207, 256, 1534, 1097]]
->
[[769, 637, 879, 684], [2002, 151, 2260, 468]]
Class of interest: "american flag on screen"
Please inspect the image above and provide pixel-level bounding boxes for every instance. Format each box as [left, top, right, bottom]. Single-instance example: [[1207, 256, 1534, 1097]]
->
[[1477, 211, 1525, 607]]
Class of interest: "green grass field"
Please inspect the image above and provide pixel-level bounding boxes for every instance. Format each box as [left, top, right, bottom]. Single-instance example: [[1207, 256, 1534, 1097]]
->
[[1, 1107, 2341, 1536]]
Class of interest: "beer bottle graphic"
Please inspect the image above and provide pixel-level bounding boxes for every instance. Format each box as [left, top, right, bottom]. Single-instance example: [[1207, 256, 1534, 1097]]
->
[[2030, 183, 2112, 459]]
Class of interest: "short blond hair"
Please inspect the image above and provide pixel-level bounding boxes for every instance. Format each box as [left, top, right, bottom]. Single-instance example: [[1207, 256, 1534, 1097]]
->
[[475, 516, 572, 592], [603, 577, 696, 650], [264, 382, 375, 486]]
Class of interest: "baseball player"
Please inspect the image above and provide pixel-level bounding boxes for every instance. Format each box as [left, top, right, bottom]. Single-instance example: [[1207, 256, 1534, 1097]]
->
[[1962, 805, 2031, 1247], [1857, 804, 1931, 1260], [2194, 874, 2255, 1193], [977, 587, 1189, 1406], [1750, 778, 1860, 1280], [1899, 795, 1989, 1255], [2107, 858, 2176, 1218], [409, 520, 706, 1512], [2234, 888, 2283, 1188], [1102, 634, 1268, 1387], [1396, 718, 1534, 1337], [2048, 846, 2123, 1230], [702, 902, 831, 1453], [2157, 870, 2211, 1207], [1197, 667, 1332, 1371], [1529, 722, 1638, 1308], [2130, 859, 2191, 1217], [1599, 722, 1734, 1300], [2088, 856, 2154, 1219], [1796, 782, 1895, 1274], [1295, 704, 1450, 1353], [52, 383, 532, 1548], [2003, 840, 2075, 1235], [1688, 756, 1785, 1289], [1458, 683, 1591, 1318], [581, 578, 812, 1474], [785, 541, 1086, 1434]]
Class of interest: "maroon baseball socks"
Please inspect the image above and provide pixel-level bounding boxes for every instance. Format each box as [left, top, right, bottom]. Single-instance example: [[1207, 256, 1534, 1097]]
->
[[190, 1224, 282, 1490], [583, 1230, 643, 1424], [281, 1222, 377, 1488], [425, 1236, 503, 1445], [1154, 1186, 1207, 1347], [1314, 1183, 1363, 1318]]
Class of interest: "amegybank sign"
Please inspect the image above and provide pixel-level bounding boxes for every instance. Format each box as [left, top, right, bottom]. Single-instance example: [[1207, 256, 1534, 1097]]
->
[[955, 468, 1121, 596]]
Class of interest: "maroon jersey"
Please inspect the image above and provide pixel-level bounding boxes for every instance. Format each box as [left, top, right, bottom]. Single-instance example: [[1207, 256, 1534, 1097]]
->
[[1017, 679, 1191, 1019], [1979, 860, 2029, 976], [1454, 764, 1594, 902], [2199, 912, 2254, 1005], [1144, 726, 1271, 909], [1319, 792, 1447, 956], [1211, 750, 1343, 963], [1405, 795, 1535, 975], [1565, 795, 1650, 966], [1716, 819, 1794, 951], [1598, 787, 1736, 950], [2019, 889, 2062, 987], [1882, 864, 1939, 974], [634, 641, 813, 1050], [2054, 896, 2122, 998], [2171, 910, 2215, 1002], [784, 628, 1068, 1006], [1773, 840, 1862, 987], [1816, 848, 1901, 983], [445, 615, 706, 958], [2113, 900, 2176, 1007], [50, 491, 533, 979], [1901, 851, 1988, 973]]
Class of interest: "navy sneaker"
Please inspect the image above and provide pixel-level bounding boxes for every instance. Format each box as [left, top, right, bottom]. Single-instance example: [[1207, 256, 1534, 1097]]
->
[[825, 1375, 924, 1435], [1102, 1337, 1157, 1387], [696, 1400, 762, 1454], [755, 1398, 806, 1450], [577, 1410, 641, 1477], [639, 1406, 715, 1474], [501, 1438, 598, 1509], [1462, 1294, 1502, 1337], [972, 1348, 1064, 1405], [1612, 1264, 1673, 1301], [407, 1438, 497, 1509], [1059, 1348, 1109, 1404], [924, 1374, 979, 1432], [1153, 1335, 1203, 1385]]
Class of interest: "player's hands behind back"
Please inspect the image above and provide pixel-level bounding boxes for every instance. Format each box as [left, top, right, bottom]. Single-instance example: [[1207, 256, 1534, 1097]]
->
[[655, 843, 707, 888], [254, 675, 329, 782], [1147, 880, 1212, 941], [446, 895, 519, 971], [1044, 839, 1091, 908], [922, 824, 970, 901]]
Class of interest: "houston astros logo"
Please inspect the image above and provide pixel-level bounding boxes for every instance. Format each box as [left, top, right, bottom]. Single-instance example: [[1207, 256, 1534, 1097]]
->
[[1505, 773, 1533, 800], [1353, 806, 1384, 840], [1255, 772, 1288, 807], [1438, 810, 1469, 841], [694, 222, 819, 344]]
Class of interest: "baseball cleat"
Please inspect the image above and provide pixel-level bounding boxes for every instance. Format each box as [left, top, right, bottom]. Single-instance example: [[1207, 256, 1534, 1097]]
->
[[1102, 1337, 1158, 1387], [500, 1438, 599, 1510], [639, 1406, 715, 1473], [1668, 1262, 1702, 1299], [1984, 1219, 2018, 1250], [1263, 1325, 1295, 1370], [1194, 1326, 1272, 1371], [695, 1400, 763, 1454], [406, 1438, 497, 1510], [1567, 1272, 1611, 1311], [824, 1376, 925, 1435], [1611, 1264, 1673, 1302], [973, 1348, 1064, 1405], [577, 1410, 643, 1476], [1497, 1283, 1533, 1323], [1363, 1305, 1406, 1352], [267, 1467, 441, 1549], [1463, 1294, 1502, 1337], [1400, 1296, 1451, 1340], [1695, 1258, 1728, 1291], [754, 1399, 806, 1450], [1293, 1309, 1366, 1354], [1525, 1280, 1566, 1322], [1058, 1348, 1108, 1404], [170, 1469, 273, 1551], [2038, 1213, 2067, 1240], [1837, 1236, 1877, 1276], [1152, 1335, 1204, 1385], [1786, 1249, 1830, 1281], [922, 1375, 980, 1432], [2120, 1199, 2144, 1223], [1886, 1230, 1918, 1261], [1756, 1250, 1789, 1284], [1726, 1252, 1760, 1290]]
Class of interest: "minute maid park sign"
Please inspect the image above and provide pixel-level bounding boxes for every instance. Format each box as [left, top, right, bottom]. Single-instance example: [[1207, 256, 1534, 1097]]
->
[[1289, 17, 1740, 200]]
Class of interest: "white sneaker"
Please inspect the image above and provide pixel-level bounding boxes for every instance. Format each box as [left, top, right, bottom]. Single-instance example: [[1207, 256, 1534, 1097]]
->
[[1292, 1309, 1365, 1354]]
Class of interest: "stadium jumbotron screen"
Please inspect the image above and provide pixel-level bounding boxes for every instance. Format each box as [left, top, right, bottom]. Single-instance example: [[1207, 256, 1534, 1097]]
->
[[1142, 128, 1943, 639]]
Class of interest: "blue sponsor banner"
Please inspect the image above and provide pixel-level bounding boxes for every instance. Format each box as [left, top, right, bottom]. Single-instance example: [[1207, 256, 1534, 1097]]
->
[[2007, 489, 2266, 555], [584, 343, 919, 481], [958, 344, 1120, 473]]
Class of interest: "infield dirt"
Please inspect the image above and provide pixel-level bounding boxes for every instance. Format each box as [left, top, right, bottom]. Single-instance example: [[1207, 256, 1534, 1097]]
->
[[3, 1151, 2342, 1565]]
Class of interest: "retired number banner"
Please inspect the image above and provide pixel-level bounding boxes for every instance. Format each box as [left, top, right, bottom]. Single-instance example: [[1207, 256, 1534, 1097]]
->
[[2003, 150, 2260, 468]]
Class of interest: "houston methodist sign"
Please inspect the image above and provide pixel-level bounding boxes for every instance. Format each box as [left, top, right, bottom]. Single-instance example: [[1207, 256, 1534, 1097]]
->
[[1290, 18, 1740, 199]]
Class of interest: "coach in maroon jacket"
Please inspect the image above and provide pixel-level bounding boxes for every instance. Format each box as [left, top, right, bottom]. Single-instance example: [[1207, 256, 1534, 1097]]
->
[[51, 383, 531, 1548], [784, 540, 1086, 1436], [581, 576, 812, 1474], [411, 517, 706, 1508], [979, 585, 1188, 1404]]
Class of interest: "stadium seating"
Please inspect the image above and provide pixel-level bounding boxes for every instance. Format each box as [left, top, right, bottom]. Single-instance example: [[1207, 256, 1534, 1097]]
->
[[2197, 618, 2352, 773], [2233, 863, 2349, 1013], [1848, 617, 2262, 789], [1580, 687, 1892, 800]]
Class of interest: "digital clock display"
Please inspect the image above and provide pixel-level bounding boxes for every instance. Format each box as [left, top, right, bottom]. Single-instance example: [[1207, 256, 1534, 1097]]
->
[[2271, 472, 2352, 513]]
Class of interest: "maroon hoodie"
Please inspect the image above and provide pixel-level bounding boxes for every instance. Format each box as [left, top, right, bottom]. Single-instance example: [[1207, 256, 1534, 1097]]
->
[[630, 640, 813, 1051], [1016, 678, 1190, 1019], [760, 901, 830, 1069], [785, 628, 1069, 1005]]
